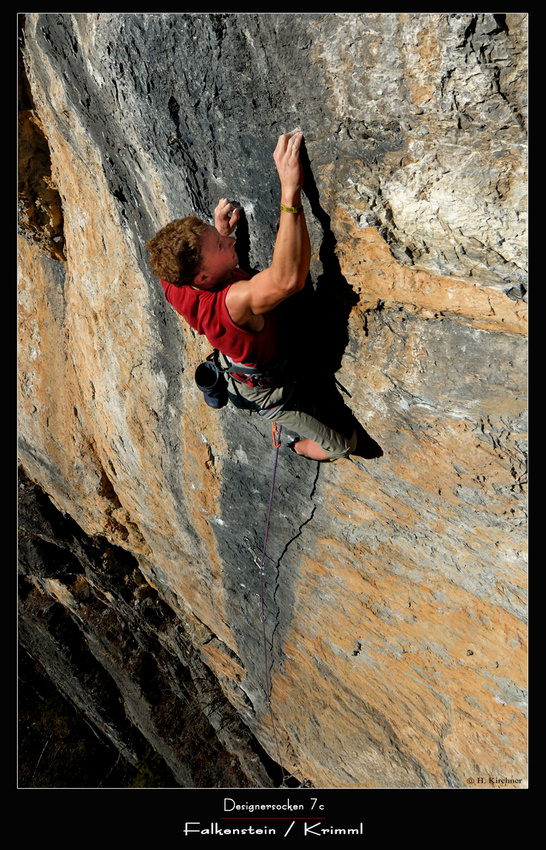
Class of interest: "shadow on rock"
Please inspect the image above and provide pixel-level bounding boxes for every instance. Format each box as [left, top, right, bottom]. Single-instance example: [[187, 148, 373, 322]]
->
[[233, 209, 259, 277], [276, 142, 383, 461]]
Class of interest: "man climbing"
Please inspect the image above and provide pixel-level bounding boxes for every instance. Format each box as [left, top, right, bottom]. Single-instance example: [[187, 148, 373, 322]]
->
[[146, 129, 356, 462]]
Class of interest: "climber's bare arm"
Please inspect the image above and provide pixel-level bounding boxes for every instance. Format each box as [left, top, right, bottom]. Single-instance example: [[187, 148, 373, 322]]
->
[[225, 130, 310, 326]]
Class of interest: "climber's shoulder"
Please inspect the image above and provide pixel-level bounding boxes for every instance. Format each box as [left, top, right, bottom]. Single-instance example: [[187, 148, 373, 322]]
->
[[226, 265, 303, 326]]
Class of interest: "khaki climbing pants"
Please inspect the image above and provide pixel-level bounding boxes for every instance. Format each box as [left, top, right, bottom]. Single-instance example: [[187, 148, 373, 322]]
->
[[227, 376, 357, 460]]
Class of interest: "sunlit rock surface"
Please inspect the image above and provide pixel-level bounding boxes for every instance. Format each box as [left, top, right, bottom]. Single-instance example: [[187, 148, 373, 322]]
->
[[18, 12, 527, 788]]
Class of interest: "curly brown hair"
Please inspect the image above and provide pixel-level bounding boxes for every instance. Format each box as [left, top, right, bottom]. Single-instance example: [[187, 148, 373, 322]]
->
[[146, 216, 208, 287]]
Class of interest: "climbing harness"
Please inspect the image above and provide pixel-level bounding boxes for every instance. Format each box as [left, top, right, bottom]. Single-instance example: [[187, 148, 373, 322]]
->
[[195, 349, 286, 409], [195, 349, 296, 430]]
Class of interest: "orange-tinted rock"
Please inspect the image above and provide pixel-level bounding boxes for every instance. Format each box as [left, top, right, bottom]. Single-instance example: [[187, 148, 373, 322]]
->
[[18, 12, 527, 788]]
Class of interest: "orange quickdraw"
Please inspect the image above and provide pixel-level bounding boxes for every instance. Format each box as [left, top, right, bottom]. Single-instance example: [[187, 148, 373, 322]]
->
[[272, 421, 282, 449]]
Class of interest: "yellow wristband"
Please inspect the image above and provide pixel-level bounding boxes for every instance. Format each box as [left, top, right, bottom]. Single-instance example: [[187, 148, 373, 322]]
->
[[280, 203, 303, 214]]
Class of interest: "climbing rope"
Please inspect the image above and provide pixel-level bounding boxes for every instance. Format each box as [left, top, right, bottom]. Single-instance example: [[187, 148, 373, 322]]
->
[[256, 422, 281, 700], [252, 421, 309, 787], [254, 421, 293, 787]]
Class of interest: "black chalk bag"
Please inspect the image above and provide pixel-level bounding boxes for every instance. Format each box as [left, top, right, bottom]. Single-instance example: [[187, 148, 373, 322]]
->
[[195, 353, 228, 409]]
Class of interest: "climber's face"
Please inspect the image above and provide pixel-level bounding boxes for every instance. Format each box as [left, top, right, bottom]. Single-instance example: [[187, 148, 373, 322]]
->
[[193, 225, 238, 289]]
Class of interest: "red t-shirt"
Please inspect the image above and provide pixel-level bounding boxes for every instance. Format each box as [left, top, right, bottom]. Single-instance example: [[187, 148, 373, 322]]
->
[[161, 269, 279, 369]]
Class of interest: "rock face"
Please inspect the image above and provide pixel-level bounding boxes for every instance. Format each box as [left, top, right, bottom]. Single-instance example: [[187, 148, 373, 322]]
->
[[18, 13, 527, 788]]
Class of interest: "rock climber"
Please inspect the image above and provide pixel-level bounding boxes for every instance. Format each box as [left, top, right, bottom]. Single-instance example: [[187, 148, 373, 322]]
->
[[146, 129, 356, 462]]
